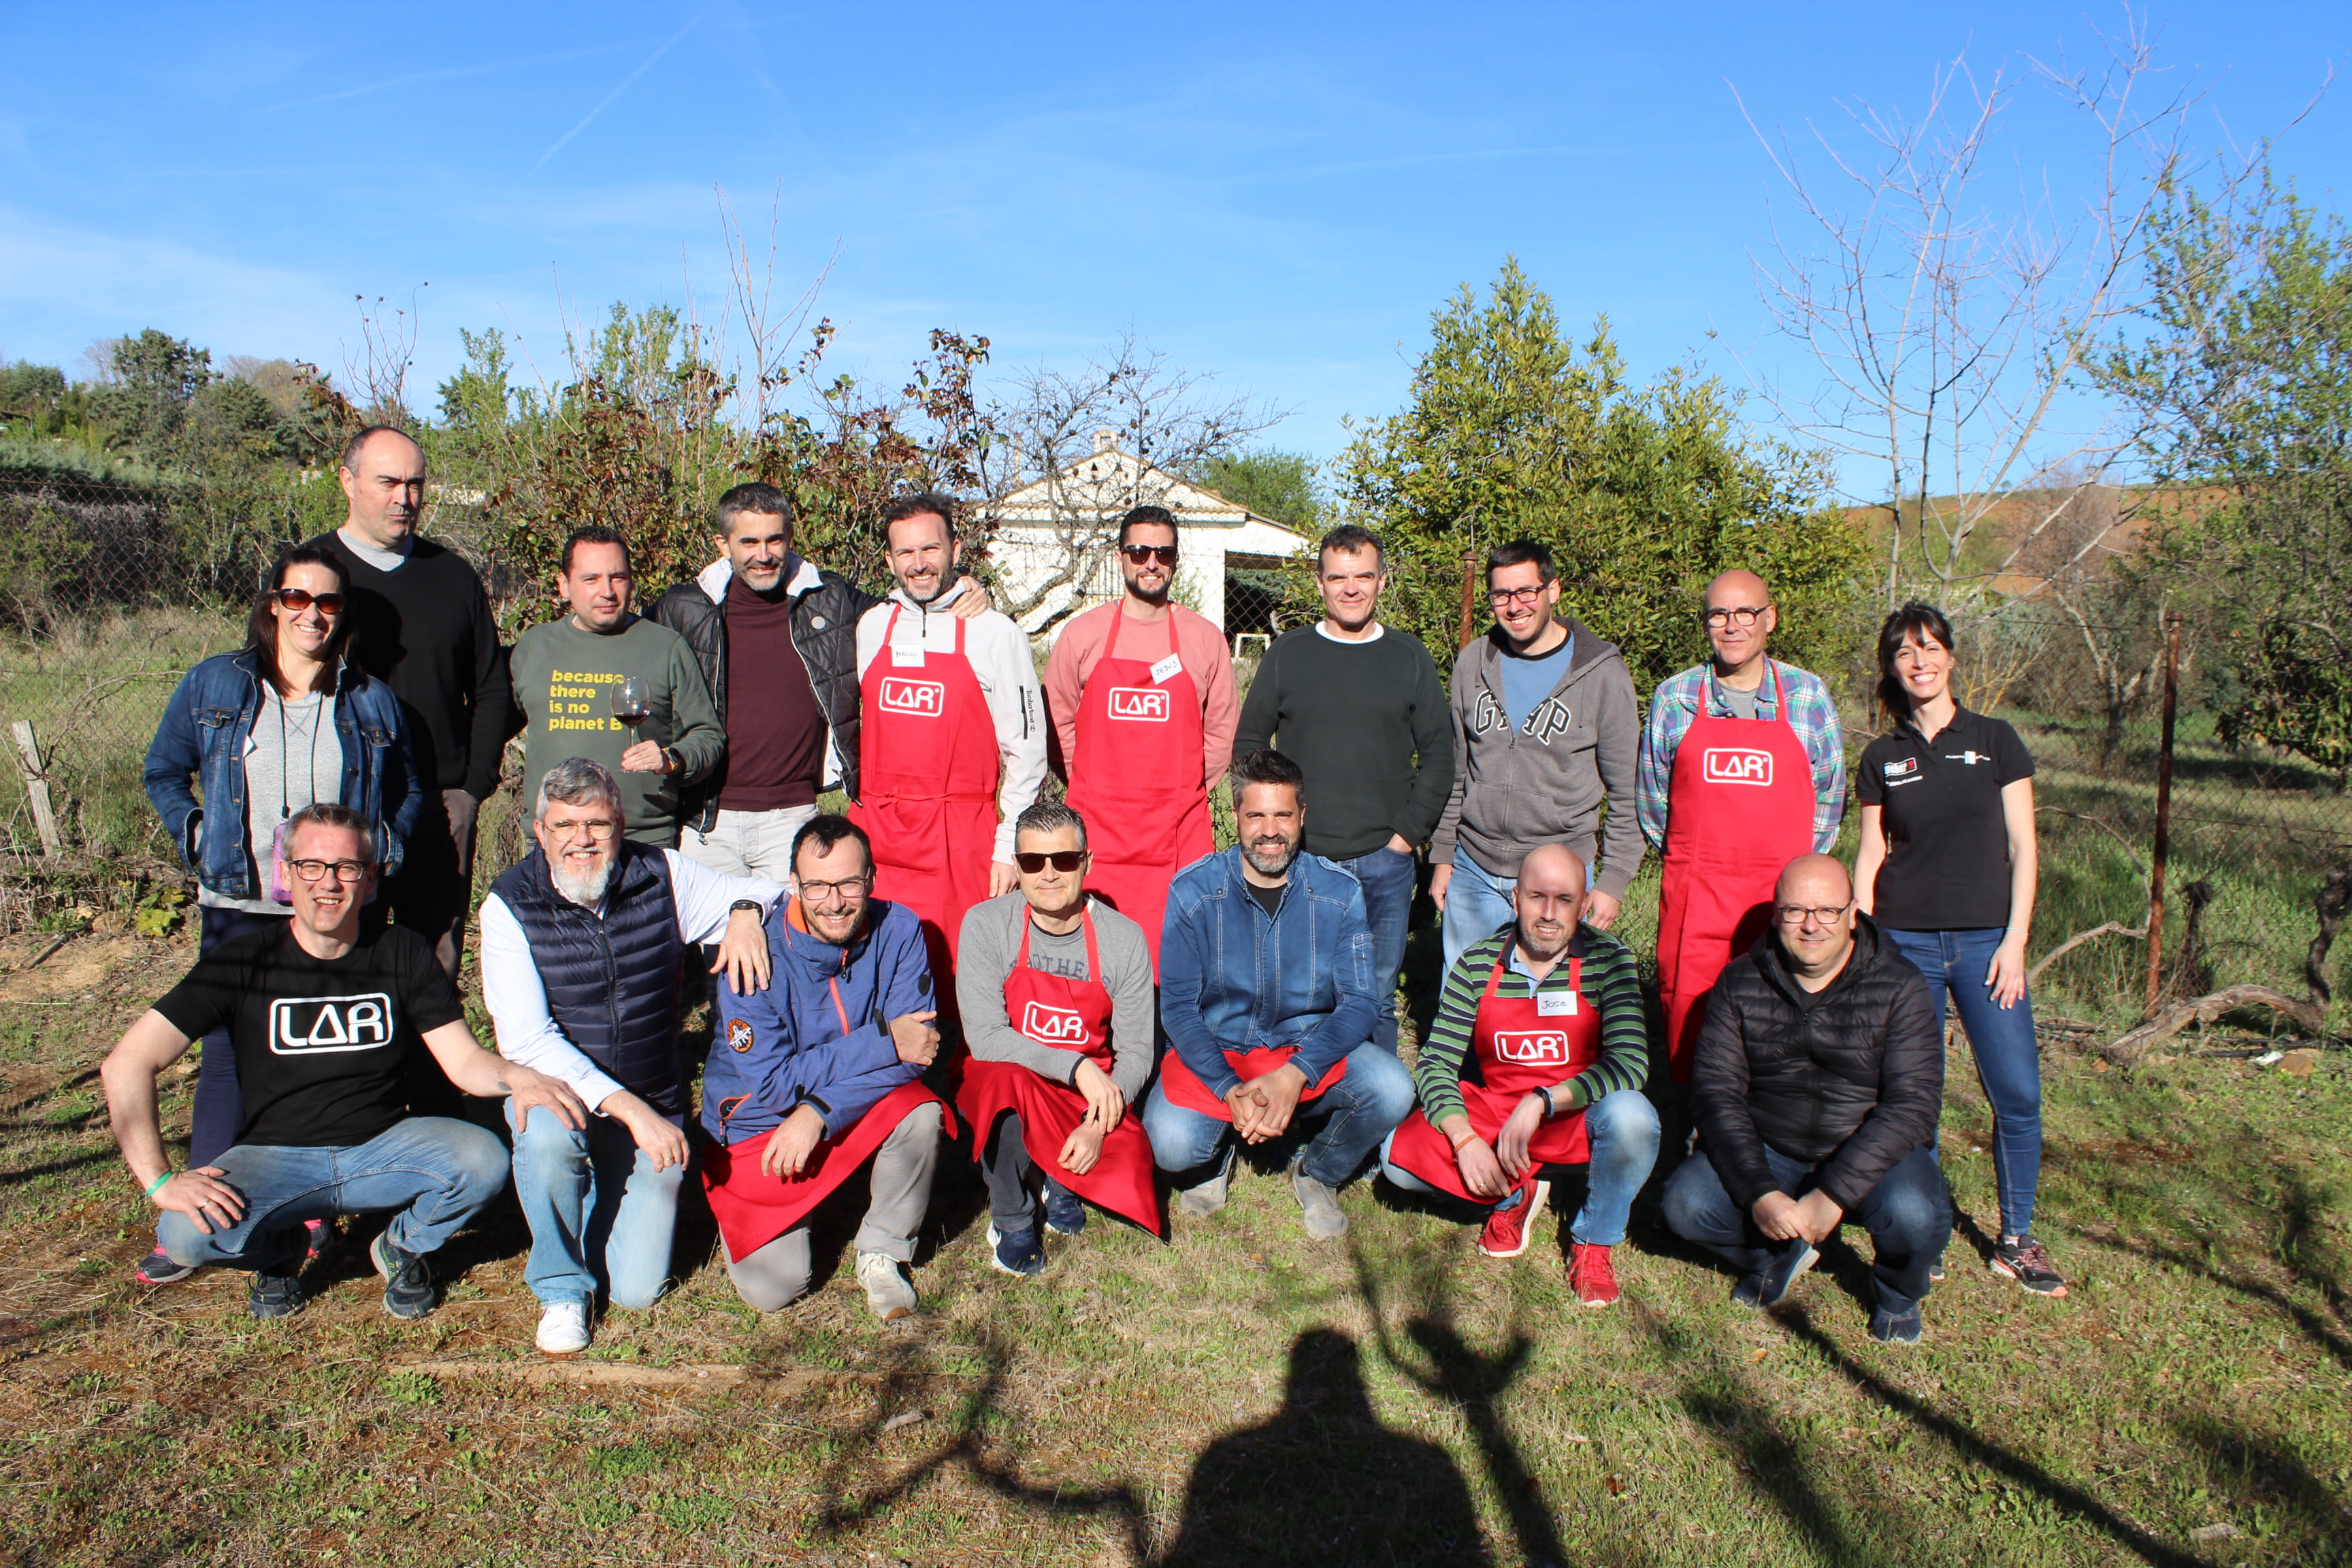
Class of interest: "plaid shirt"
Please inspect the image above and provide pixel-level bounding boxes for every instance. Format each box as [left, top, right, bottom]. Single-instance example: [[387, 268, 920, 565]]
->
[[1635, 658, 1846, 853]]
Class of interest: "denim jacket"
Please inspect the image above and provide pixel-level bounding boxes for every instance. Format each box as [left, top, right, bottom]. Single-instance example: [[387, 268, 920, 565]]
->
[[1158, 846, 1379, 1096], [144, 649, 421, 898]]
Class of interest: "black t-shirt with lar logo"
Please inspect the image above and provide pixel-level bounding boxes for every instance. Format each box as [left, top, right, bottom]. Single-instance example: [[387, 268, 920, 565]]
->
[[152, 924, 466, 1149]]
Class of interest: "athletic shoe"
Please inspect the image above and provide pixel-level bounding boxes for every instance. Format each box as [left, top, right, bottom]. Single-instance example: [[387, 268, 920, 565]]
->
[[987, 1224, 1045, 1277], [1990, 1236, 2070, 1297], [370, 1231, 436, 1320], [1735, 1239, 1818, 1309], [536, 1301, 591, 1356], [1869, 1305, 1925, 1344], [247, 1269, 305, 1320], [1042, 1183, 1088, 1237], [1928, 1260, 1946, 1286], [1568, 1242, 1620, 1308], [856, 1253, 919, 1321], [134, 1248, 196, 1286], [1175, 1152, 1235, 1220], [304, 1217, 333, 1262], [1290, 1160, 1348, 1241], [1477, 1181, 1549, 1259]]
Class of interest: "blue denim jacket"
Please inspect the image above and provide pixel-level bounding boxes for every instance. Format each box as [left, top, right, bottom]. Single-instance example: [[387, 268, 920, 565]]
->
[[144, 650, 421, 898], [1159, 845, 1379, 1096]]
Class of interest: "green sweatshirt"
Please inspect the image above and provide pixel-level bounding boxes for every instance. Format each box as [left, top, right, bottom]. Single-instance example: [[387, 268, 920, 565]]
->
[[1414, 924, 1651, 1128], [511, 614, 725, 845]]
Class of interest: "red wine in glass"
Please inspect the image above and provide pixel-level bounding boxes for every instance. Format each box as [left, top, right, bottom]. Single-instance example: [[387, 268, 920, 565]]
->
[[610, 677, 651, 734]]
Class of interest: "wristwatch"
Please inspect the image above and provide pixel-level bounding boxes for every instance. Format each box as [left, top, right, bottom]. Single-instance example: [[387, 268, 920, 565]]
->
[[729, 899, 764, 917], [660, 746, 682, 776]]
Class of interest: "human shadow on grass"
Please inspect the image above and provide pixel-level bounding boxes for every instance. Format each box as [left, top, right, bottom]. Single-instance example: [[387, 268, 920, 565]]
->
[[2171, 1411, 2352, 1562]]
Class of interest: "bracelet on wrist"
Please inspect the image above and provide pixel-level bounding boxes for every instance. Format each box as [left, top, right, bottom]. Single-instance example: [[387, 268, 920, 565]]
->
[[1534, 1085, 1558, 1120], [1448, 1130, 1477, 1153], [142, 1169, 172, 1198]]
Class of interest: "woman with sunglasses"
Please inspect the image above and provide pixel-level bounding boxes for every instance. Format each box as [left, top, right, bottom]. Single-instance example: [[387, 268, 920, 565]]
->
[[1854, 602, 2065, 1298], [136, 542, 422, 1285]]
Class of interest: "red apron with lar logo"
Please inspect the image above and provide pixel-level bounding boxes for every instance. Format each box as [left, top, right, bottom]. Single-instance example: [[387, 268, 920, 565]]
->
[[1064, 612, 1210, 975], [853, 606, 1000, 994], [951, 908, 1164, 1235], [1655, 663, 1816, 1082], [1385, 942, 1601, 1203]]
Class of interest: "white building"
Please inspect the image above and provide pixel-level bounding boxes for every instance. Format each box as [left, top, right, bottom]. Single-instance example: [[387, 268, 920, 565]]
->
[[984, 431, 1309, 647]]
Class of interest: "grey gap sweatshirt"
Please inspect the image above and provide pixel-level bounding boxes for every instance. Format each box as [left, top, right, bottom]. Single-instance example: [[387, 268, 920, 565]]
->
[[954, 892, 1157, 1104]]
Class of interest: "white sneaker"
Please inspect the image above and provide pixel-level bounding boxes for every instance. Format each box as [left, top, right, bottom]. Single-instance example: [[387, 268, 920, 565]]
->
[[855, 1253, 919, 1321], [536, 1301, 591, 1356]]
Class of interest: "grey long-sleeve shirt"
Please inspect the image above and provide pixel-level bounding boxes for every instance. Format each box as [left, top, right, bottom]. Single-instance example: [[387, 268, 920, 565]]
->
[[954, 892, 1157, 1104]]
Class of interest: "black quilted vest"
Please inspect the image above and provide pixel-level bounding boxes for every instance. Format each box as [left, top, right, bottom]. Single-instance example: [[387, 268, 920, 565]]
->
[[491, 841, 685, 1113]]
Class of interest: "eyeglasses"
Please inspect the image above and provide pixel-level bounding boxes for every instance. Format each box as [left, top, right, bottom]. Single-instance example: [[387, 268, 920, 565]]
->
[[1774, 901, 1853, 926], [275, 588, 348, 616], [289, 858, 370, 883], [1703, 605, 1771, 628], [1488, 585, 1548, 608], [797, 875, 872, 900], [1015, 850, 1087, 873], [545, 819, 617, 841], [1120, 544, 1178, 566]]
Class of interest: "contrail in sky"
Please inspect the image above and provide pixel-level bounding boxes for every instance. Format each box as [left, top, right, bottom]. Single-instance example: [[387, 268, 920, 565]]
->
[[534, 3, 717, 172], [267, 47, 621, 112]]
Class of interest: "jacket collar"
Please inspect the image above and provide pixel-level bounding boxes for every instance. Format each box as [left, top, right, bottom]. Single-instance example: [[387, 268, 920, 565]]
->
[[887, 575, 973, 615], [1754, 911, 1886, 1009], [229, 647, 361, 697], [697, 553, 824, 606]]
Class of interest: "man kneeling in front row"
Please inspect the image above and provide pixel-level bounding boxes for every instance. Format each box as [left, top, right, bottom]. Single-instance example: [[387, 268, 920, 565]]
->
[[1379, 844, 1659, 1307], [1663, 852, 1951, 1343], [698, 815, 947, 1320], [102, 802, 587, 1320]]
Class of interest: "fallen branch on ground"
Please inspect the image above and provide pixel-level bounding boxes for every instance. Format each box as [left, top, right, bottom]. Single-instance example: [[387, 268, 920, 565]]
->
[[391, 1357, 990, 1392], [2029, 921, 2147, 987], [2102, 985, 2327, 1065]]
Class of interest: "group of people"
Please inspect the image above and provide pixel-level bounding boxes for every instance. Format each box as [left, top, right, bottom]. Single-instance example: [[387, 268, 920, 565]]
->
[[106, 423, 2066, 1356]]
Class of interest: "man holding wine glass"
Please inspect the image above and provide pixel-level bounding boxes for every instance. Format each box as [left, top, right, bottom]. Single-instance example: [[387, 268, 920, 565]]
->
[[512, 527, 726, 847]]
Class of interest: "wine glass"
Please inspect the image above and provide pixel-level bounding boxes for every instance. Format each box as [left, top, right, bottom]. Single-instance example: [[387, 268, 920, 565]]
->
[[610, 676, 650, 734]]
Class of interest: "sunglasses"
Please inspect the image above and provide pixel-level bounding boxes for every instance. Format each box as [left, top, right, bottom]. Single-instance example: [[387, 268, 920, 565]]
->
[[1014, 850, 1087, 873], [275, 587, 347, 615], [1120, 544, 1178, 566]]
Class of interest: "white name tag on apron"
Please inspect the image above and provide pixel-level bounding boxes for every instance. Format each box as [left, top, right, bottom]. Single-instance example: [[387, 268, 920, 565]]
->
[[1537, 990, 1578, 1017], [1149, 652, 1183, 685], [892, 644, 926, 669]]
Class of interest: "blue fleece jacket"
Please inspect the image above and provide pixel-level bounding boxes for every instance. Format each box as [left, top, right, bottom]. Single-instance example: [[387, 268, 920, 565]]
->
[[701, 898, 937, 1144]]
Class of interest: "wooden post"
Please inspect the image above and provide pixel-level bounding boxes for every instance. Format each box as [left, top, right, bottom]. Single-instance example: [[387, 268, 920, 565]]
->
[[1458, 548, 1480, 649], [10, 721, 63, 858], [2144, 612, 2183, 1015]]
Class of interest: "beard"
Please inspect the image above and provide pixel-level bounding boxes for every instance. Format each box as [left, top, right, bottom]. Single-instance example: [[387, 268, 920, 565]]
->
[[1241, 836, 1300, 879], [1126, 574, 1171, 606], [551, 854, 615, 906]]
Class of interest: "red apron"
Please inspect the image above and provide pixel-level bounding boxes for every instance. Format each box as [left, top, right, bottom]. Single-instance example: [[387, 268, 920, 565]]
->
[[853, 606, 1001, 989], [1156, 886, 1352, 1123], [951, 907, 1164, 1235], [1655, 662, 1817, 1082], [1064, 611, 1211, 975], [700, 950, 951, 1264], [1386, 941, 1601, 1203]]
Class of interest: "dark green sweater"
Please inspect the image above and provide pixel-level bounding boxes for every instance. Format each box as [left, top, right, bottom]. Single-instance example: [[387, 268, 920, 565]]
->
[[1232, 623, 1454, 859]]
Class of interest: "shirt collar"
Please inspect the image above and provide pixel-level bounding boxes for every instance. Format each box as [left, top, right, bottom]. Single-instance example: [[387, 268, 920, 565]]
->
[[1705, 659, 1780, 717]]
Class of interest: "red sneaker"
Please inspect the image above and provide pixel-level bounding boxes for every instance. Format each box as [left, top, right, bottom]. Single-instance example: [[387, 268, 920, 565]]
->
[[1477, 1180, 1548, 1259], [1569, 1241, 1619, 1308]]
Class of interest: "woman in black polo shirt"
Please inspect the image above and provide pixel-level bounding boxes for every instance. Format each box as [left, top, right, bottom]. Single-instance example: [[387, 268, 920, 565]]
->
[[1854, 603, 2065, 1298]]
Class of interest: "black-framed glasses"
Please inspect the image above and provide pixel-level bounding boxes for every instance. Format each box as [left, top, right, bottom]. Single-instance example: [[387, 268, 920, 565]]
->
[[797, 875, 872, 900], [1015, 850, 1087, 873], [289, 858, 370, 883], [275, 587, 348, 616], [1774, 900, 1853, 926], [1120, 544, 1178, 566], [1703, 604, 1770, 628], [1488, 585, 1547, 608]]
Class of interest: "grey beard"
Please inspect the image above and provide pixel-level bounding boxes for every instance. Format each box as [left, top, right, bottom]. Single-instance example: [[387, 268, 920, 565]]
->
[[551, 856, 615, 906], [1241, 840, 1299, 879]]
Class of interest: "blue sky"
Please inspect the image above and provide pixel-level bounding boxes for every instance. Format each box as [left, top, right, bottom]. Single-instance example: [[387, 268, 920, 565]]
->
[[3, 3, 2346, 483]]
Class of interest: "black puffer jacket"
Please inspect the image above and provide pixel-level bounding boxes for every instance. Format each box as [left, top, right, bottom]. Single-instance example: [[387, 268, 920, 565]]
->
[[651, 556, 879, 828], [1692, 914, 1942, 1212]]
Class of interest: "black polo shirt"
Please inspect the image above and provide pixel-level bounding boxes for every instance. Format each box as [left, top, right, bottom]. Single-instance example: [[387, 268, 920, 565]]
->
[[1856, 704, 2034, 930]]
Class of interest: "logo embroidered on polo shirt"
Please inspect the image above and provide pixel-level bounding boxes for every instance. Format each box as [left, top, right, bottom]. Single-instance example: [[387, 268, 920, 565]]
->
[[1944, 750, 1988, 764], [1882, 757, 1919, 778], [1702, 748, 1774, 785], [269, 994, 395, 1054], [879, 677, 945, 716]]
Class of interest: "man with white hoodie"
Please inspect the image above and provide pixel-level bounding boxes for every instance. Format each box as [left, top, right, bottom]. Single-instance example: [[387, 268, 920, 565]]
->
[[651, 484, 990, 879], [851, 493, 1048, 988]]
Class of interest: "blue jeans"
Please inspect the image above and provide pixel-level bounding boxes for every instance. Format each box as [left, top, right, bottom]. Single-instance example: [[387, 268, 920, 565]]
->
[[157, 1116, 509, 1273], [1882, 926, 2042, 1239], [1337, 845, 1416, 1055], [1141, 1042, 1416, 1189], [1663, 1143, 1951, 1317], [508, 1100, 687, 1310], [1440, 853, 1517, 974], [1377, 1087, 1661, 1247]]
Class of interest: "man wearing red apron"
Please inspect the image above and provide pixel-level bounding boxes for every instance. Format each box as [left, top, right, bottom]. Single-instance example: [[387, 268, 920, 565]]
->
[[1636, 570, 1846, 1083], [699, 816, 949, 1322], [1045, 506, 1240, 973], [953, 802, 1162, 1274], [852, 494, 1048, 998], [1380, 845, 1659, 1307]]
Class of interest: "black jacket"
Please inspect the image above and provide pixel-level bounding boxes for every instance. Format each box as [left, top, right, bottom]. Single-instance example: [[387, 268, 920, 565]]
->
[[1691, 914, 1942, 1213], [650, 556, 879, 829]]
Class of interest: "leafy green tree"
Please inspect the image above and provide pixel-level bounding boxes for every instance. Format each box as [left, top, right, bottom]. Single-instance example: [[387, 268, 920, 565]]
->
[[1337, 259, 1867, 685], [1198, 448, 1323, 529], [93, 329, 214, 457]]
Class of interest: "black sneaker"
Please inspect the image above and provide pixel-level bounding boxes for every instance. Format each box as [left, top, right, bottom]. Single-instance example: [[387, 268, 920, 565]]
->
[[248, 1269, 305, 1320], [135, 1247, 197, 1286], [1742, 1239, 1818, 1308], [1869, 1305, 1923, 1344], [1990, 1236, 2069, 1297], [1043, 1183, 1088, 1238], [370, 1231, 436, 1319], [987, 1223, 1045, 1277]]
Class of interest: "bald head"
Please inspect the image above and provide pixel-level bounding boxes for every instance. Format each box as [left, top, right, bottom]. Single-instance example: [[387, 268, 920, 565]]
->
[[1512, 843, 1590, 960], [1520, 843, 1588, 895], [1706, 569, 1771, 608], [1703, 569, 1778, 679], [338, 427, 427, 549], [1774, 852, 1858, 988], [1776, 852, 1851, 907]]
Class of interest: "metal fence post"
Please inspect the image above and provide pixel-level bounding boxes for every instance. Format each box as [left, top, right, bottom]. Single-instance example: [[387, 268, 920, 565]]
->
[[1458, 548, 1479, 648], [2144, 610, 2183, 1015]]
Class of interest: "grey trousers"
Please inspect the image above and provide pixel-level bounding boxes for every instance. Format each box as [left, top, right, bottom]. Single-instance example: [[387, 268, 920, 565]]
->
[[725, 1101, 942, 1311]]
